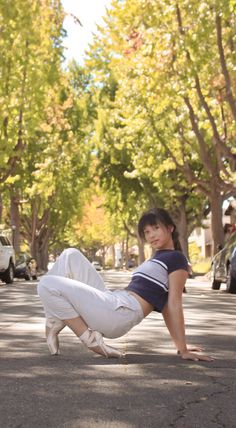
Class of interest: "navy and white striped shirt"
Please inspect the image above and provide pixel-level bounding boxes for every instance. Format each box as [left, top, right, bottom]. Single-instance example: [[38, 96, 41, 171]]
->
[[126, 250, 188, 312]]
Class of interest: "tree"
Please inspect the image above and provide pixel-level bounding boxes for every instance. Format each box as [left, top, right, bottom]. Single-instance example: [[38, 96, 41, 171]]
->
[[19, 77, 92, 269], [0, 0, 65, 254], [0, 3, 93, 268], [66, 189, 119, 266], [86, 0, 236, 254]]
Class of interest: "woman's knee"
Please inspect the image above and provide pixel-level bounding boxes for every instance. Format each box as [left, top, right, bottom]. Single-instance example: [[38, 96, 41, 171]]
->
[[62, 248, 82, 258], [37, 275, 54, 295]]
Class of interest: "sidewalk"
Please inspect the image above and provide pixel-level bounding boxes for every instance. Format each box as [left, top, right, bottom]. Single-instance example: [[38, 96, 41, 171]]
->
[[0, 273, 236, 428]]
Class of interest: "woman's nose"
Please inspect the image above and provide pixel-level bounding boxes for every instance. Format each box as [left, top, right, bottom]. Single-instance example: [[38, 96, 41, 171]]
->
[[149, 229, 156, 238]]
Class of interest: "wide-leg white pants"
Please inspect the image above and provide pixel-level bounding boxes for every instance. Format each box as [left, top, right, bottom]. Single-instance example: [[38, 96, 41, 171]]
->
[[37, 248, 143, 339], [46, 248, 106, 290]]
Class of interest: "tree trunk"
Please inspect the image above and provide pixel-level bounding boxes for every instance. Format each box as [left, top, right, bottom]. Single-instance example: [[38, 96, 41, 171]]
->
[[209, 189, 224, 255], [30, 227, 50, 271], [37, 239, 49, 271], [121, 240, 125, 268], [125, 232, 129, 269], [10, 192, 21, 254], [38, 230, 50, 271], [173, 202, 189, 259], [111, 245, 115, 269], [0, 193, 2, 223], [101, 246, 106, 269], [137, 235, 145, 263]]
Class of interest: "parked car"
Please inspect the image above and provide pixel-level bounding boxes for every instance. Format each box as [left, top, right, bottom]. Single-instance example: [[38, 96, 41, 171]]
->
[[14, 253, 37, 281], [92, 261, 102, 271], [0, 235, 15, 284], [127, 259, 136, 269], [211, 231, 236, 293]]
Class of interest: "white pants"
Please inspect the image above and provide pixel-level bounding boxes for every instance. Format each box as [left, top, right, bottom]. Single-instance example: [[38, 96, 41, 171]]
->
[[46, 248, 105, 291], [37, 248, 144, 339]]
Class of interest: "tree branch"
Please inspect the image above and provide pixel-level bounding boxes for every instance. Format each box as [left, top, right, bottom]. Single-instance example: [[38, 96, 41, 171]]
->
[[183, 96, 217, 174], [146, 104, 210, 195], [194, 74, 234, 164], [216, 14, 236, 121]]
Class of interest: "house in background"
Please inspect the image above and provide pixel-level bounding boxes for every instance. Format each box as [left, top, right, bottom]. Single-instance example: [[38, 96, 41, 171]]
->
[[188, 200, 236, 258], [188, 217, 213, 258]]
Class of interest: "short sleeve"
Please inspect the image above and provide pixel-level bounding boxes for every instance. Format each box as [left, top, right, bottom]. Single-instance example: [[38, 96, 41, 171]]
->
[[167, 251, 189, 274]]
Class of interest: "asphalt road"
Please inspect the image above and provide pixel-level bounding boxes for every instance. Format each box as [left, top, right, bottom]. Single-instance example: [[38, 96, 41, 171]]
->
[[0, 272, 236, 428]]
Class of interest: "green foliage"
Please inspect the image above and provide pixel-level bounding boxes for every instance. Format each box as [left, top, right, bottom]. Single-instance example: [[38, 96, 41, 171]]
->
[[85, 0, 236, 250], [192, 259, 211, 275], [1, 0, 236, 261], [0, 1, 93, 263], [188, 241, 201, 262]]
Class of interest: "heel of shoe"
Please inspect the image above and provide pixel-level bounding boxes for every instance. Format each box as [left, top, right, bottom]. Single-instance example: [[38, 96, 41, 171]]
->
[[45, 318, 65, 356], [47, 335, 60, 356], [81, 330, 124, 359]]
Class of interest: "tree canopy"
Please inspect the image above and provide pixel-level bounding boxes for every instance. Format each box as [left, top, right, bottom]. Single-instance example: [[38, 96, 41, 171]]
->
[[85, 0, 236, 253], [0, 0, 235, 266]]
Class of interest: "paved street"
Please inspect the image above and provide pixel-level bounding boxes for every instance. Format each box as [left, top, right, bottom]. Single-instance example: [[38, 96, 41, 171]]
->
[[0, 271, 236, 428]]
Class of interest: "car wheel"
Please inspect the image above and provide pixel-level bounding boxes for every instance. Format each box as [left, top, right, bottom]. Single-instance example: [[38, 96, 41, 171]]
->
[[2, 262, 14, 284], [212, 278, 221, 290], [226, 266, 236, 294], [24, 272, 31, 281]]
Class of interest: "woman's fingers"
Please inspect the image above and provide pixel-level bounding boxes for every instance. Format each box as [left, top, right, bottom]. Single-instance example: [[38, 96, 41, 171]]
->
[[181, 351, 214, 361], [177, 346, 204, 355]]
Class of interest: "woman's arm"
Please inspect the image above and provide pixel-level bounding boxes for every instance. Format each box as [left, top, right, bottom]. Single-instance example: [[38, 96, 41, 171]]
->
[[162, 269, 213, 361]]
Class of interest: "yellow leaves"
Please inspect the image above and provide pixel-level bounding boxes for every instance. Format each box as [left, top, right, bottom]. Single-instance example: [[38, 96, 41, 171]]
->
[[4, 175, 21, 185], [73, 192, 116, 247], [40, 123, 52, 133], [62, 96, 73, 111], [25, 179, 55, 199], [124, 169, 138, 179], [154, 158, 176, 176]]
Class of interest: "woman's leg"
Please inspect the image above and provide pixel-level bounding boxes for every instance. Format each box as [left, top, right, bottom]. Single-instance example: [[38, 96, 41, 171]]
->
[[44, 248, 106, 351], [64, 317, 123, 358], [47, 248, 106, 290], [38, 275, 128, 357]]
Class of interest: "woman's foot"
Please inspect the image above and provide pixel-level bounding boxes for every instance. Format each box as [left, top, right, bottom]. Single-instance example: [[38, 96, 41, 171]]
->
[[46, 318, 65, 355], [80, 329, 124, 358]]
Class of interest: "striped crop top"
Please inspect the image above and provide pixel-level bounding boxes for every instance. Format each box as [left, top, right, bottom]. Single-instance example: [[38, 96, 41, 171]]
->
[[126, 249, 188, 312]]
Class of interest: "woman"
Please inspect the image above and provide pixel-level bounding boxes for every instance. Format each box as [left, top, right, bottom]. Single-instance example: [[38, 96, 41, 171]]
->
[[37, 208, 213, 362]]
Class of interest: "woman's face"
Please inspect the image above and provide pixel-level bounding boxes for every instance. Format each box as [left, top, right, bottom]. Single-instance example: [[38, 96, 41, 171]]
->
[[143, 223, 174, 251]]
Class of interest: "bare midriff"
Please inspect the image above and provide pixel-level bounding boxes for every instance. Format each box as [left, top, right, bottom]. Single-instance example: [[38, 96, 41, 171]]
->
[[127, 291, 154, 317]]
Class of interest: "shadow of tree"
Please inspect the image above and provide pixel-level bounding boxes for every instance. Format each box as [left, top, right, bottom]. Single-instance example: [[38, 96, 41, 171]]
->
[[0, 277, 236, 427]]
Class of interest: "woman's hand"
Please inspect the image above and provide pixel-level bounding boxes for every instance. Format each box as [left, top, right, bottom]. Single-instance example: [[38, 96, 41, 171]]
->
[[187, 345, 204, 352], [180, 350, 214, 361], [177, 345, 204, 354]]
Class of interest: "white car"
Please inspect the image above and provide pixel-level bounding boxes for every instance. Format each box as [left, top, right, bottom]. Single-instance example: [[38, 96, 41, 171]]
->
[[0, 235, 16, 284]]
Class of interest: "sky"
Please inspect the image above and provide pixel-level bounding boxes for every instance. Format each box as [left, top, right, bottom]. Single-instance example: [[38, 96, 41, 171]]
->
[[61, 0, 112, 64]]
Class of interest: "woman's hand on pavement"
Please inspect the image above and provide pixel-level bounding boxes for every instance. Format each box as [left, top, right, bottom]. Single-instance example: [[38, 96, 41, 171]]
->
[[180, 351, 214, 361], [187, 345, 204, 352], [177, 345, 204, 355]]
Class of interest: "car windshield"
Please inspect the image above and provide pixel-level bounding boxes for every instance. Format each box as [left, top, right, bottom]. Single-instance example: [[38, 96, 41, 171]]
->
[[17, 253, 30, 263]]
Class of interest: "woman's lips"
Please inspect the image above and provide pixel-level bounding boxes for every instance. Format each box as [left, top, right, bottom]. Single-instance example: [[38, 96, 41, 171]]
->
[[151, 240, 159, 246]]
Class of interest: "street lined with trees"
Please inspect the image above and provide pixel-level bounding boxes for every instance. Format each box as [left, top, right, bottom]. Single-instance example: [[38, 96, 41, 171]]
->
[[0, 0, 235, 269]]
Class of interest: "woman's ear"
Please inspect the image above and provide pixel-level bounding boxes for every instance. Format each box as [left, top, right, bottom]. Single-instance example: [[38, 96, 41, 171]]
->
[[168, 225, 174, 234]]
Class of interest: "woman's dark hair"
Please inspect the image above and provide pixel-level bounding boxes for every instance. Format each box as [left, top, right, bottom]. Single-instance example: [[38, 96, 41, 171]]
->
[[138, 208, 182, 251]]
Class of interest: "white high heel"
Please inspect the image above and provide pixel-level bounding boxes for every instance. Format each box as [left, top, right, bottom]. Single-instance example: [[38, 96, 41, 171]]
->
[[46, 318, 65, 355], [80, 329, 124, 358]]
